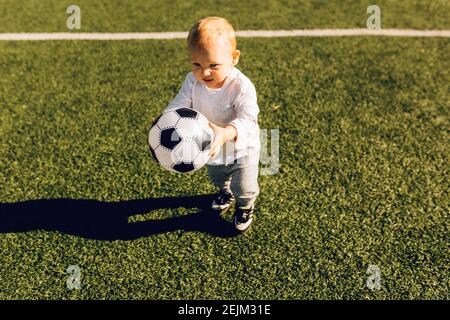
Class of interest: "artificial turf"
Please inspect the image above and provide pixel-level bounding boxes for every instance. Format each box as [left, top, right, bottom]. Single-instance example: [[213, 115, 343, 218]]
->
[[0, 0, 449, 300], [0, 34, 448, 299]]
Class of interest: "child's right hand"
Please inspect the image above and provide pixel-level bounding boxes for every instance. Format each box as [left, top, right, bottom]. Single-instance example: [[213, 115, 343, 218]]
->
[[208, 122, 237, 159]]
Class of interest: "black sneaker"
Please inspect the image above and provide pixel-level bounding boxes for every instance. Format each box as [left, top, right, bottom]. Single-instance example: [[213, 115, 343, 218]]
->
[[234, 206, 254, 233], [211, 190, 235, 212]]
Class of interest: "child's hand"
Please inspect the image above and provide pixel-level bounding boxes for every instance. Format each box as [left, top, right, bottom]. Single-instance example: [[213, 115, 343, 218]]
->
[[208, 122, 237, 159]]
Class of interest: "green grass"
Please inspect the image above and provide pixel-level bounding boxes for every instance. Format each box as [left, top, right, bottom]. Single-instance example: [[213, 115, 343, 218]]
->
[[0, 0, 449, 32], [0, 35, 448, 299]]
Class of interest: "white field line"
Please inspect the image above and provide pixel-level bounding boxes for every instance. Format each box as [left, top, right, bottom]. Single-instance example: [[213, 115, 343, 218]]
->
[[0, 29, 449, 40]]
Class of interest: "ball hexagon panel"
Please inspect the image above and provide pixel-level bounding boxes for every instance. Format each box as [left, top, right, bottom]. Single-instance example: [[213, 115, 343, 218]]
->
[[176, 117, 201, 139], [157, 110, 181, 130], [148, 124, 161, 150], [171, 140, 201, 164], [154, 145, 175, 170]]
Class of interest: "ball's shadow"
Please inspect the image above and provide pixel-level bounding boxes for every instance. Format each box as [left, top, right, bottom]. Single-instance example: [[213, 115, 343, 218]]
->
[[0, 194, 239, 240]]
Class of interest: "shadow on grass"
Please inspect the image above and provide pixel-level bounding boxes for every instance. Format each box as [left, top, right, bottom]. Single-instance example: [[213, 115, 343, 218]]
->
[[0, 194, 239, 240]]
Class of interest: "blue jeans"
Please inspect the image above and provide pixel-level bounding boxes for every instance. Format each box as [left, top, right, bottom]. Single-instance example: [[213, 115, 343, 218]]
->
[[206, 154, 260, 209]]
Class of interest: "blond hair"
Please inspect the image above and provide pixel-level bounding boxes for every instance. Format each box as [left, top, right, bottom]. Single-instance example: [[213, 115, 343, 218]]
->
[[187, 17, 236, 51]]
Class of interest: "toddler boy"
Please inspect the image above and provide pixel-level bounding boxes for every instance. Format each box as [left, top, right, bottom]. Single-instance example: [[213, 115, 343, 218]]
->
[[165, 17, 261, 232]]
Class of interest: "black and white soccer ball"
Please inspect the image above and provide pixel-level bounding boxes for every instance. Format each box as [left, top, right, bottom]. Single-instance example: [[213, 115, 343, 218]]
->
[[148, 107, 214, 173]]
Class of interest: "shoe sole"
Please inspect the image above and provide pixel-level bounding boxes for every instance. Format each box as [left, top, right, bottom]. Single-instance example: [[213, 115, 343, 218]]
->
[[234, 216, 253, 233]]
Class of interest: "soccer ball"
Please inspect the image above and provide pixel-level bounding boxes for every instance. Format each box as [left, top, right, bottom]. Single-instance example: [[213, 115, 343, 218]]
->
[[148, 107, 214, 173]]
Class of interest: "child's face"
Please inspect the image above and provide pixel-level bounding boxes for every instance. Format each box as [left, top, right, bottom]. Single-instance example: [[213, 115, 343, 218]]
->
[[190, 39, 240, 89]]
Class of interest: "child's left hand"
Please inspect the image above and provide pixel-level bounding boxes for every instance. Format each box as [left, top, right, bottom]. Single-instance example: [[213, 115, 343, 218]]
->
[[208, 122, 237, 159]]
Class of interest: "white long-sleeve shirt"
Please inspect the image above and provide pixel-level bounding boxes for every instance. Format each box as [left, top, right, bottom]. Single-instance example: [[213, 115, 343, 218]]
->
[[164, 67, 261, 166]]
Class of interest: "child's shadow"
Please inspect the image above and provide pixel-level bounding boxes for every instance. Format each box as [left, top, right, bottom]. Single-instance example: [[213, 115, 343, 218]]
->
[[0, 194, 239, 241]]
